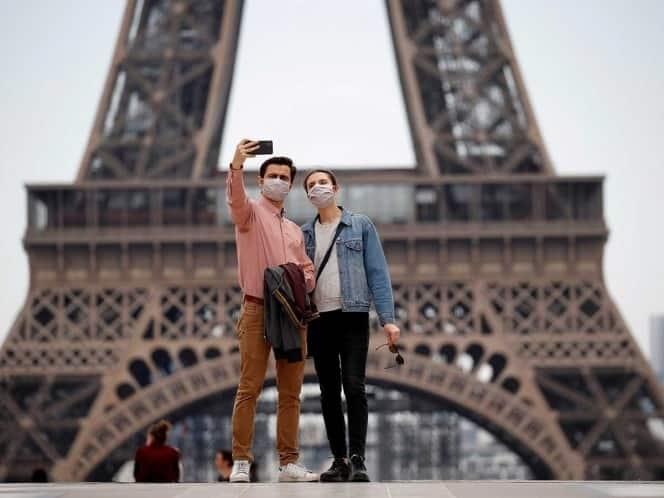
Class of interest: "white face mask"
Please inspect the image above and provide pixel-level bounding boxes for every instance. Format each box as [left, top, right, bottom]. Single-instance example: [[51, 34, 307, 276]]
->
[[262, 178, 290, 202], [307, 184, 336, 208]]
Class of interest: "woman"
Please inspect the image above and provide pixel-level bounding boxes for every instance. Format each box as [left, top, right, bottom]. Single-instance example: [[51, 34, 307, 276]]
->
[[133, 420, 181, 483], [301, 169, 400, 482]]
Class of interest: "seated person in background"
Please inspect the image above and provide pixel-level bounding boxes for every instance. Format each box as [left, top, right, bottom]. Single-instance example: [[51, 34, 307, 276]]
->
[[30, 468, 48, 482], [215, 449, 233, 482], [133, 420, 181, 483]]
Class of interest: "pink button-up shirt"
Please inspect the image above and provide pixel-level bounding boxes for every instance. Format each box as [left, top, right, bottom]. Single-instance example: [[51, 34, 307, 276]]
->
[[226, 168, 315, 299]]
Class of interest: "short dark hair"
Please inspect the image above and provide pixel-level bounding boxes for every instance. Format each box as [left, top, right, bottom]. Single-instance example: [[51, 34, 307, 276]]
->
[[259, 156, 297, 184], [302, 168, 338, 193], [216, 449, 233, 465], [31, 468, 48, 482]]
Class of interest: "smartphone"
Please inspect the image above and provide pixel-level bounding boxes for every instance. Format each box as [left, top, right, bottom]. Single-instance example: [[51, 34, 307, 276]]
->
[[254, 140, 273, 155]]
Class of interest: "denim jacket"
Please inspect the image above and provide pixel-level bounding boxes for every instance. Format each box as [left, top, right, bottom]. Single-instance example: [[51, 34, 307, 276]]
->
[[301, 208, 396, 326]]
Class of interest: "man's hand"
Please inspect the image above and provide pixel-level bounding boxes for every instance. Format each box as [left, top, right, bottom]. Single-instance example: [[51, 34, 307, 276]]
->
[[383, 323, 400, 346], [231, 139, 259, 169]]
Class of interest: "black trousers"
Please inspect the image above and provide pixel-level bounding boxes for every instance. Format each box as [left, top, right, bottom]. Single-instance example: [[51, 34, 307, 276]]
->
[[309, 310, 369, 459]]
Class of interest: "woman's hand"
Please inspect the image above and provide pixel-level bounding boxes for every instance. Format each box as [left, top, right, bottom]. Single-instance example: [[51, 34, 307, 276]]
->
[[383, 323, 400, 346]]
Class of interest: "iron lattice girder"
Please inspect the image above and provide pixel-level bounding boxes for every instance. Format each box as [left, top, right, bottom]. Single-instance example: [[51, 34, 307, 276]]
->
[[535, 368, 664, 478], [3, 277, 664, 480], [389, 0, 552, 175], [0, 375, 101, 480], [51, 339, 579, 481], [77, 0, 243, 181], [79, 0, 552, 181]]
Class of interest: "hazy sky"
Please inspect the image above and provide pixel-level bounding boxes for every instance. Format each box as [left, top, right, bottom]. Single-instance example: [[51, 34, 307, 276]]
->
[[0, 1, 662, 358]]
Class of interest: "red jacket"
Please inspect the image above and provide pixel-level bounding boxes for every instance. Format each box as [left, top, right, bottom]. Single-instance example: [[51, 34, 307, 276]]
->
[[133, 443, 181, 482]]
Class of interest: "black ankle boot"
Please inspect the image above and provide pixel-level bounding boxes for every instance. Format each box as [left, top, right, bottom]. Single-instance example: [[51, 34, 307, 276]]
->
[[350, 454, 370, 482], [320, 458, 350, 482]]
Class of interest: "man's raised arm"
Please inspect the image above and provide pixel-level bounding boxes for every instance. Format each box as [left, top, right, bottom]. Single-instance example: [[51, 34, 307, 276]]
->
[[225, 139, 260, 229]]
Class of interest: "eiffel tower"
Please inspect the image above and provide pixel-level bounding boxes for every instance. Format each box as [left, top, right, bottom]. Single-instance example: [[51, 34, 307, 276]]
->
[[1, 0, 663, 482]]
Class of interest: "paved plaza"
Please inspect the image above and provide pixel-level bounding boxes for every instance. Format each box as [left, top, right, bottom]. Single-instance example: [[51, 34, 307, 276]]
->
[[1, 481, 663, 498]]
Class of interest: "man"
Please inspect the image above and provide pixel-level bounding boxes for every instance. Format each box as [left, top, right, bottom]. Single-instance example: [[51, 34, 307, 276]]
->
[[214, 449, 233, 482], [301, 169, 401, 482], [225, 139, 318, 483]]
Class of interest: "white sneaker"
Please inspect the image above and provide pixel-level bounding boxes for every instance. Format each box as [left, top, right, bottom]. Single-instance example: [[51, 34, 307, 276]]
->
[[278, 462, 319, 482], [230, 460, 251, 483]]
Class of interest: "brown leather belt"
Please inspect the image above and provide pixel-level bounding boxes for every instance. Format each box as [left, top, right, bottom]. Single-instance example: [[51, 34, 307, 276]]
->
[[243, 294, 264, 306]]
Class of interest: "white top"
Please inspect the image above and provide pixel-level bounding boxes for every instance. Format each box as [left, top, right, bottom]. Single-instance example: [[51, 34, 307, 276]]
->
[[313, 218, 342, 313]]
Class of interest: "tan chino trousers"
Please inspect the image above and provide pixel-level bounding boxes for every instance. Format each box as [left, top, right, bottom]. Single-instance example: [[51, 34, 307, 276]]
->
[[231, 301, 306, 466]]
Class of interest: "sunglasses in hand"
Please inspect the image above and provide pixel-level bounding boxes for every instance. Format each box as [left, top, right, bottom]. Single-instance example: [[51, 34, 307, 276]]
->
[[376, 343, 405, 369]]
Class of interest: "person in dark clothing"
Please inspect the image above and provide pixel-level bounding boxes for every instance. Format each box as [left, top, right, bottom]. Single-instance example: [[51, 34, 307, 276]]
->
[[301, 169, 400, 482], [250, 460, 260, 482], [133, 420, 181, 483], [215, 449, 233, 482], [30, 468, 48, 482]]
